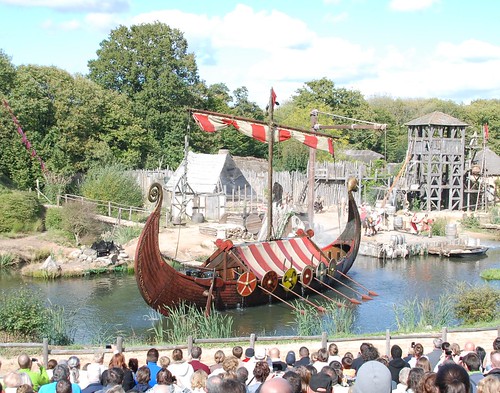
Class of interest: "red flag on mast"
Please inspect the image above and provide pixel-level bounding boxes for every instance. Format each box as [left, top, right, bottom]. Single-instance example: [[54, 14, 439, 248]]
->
[[271, 88, 277, 110], [484, 123, 489, 140]]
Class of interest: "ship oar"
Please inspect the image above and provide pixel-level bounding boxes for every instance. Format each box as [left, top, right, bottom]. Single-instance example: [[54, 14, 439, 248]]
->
[[258, 285, 302, 313], [302, 283, 344, 308], [326, 273, 373, 301], [204, 269, 216, 317], [278, 283, 325, 313], [314, 277, 361, 305], [336, 270, 379, 296]]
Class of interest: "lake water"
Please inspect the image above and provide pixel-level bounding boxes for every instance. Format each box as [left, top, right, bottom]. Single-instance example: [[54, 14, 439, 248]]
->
[[1, 240, 499, 343]]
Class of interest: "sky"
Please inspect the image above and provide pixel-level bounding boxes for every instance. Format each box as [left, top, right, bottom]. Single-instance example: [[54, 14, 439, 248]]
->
[[1, 0, 500, 108]]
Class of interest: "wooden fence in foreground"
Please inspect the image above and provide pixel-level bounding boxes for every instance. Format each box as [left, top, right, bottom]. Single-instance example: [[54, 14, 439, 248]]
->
[[1, 326, 498, 367]]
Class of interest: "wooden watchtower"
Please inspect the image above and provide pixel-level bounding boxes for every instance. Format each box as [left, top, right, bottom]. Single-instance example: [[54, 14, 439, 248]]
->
[[404, 111, 468, 211]]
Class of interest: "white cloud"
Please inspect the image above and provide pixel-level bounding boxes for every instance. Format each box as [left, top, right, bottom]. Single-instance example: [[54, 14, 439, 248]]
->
[[0, 0, 129, 13], [40, 18, 81, 31], [389, 0, 440, 12], [85, 13, 124, 32]]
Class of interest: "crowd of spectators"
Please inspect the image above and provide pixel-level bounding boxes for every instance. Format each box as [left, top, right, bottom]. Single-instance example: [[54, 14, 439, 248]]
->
[[1, 337, 499, 393]]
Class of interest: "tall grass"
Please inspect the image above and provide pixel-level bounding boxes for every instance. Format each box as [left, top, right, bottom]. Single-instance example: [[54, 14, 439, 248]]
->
[[292, 300, 355, 336], [0, 253, 16, 269], [149, 302, 234, 344]]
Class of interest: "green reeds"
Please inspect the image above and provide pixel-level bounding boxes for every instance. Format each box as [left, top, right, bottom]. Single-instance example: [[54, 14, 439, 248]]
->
[[292, 300, 355, 336], [0, 253, 16, 269]]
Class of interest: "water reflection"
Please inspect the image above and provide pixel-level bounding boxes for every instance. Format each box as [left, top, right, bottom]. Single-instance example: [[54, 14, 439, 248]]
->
[[1, 242, 499, 343]]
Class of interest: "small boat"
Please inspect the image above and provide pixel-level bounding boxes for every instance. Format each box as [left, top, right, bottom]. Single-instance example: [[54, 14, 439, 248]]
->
[[428, 244, 489, 258]]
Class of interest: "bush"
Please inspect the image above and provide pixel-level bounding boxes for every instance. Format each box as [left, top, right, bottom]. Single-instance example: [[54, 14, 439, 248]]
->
[[431, 217, 447, 236], [0, 287, 74, 344], [460, 214, 480, 229], [491, 207, 500, 225], [60, 201, 103, 246], [45, 207, 63, 230], [480, 269, 500, 280], [80, 165, 143, 209], [454, 283, 500, 324], [0, 191, 43, 233]]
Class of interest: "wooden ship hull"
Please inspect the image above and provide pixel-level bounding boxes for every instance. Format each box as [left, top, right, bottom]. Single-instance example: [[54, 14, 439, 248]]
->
[[135, 179, 362, 314]]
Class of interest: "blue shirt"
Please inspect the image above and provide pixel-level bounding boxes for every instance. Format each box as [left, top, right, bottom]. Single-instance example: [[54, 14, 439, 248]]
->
[[39, 382, 81, 393], [147, 362, 161, 387]]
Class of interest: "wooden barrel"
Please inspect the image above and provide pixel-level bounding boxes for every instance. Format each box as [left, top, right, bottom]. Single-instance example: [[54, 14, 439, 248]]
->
[[394, 216, 403, 230], [191, 212, 204, 224], [445, 223, 457, 239]]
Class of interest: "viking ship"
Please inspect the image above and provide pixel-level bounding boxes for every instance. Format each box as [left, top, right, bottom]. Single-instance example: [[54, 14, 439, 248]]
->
[[135, 107, 365, 315]]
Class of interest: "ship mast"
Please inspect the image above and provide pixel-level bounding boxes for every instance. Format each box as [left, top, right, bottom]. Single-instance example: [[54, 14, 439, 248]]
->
[[266, 88, 276, 240]]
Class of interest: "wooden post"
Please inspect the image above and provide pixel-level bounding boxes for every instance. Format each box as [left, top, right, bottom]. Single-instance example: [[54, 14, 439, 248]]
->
[[321, 332, 327, 349], [116, 336, 123, 353], [441, 327, 448, 342], [108, 201, 111, 217], [267, 88, 275, 240], [129, 207, 132, 221], [43, 338, 49, 367], [187, 335, 193, 355], [250, 333, 256, 349], [385, 329, 391, 357]]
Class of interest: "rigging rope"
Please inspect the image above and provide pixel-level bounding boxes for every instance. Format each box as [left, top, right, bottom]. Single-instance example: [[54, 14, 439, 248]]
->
[[315, 110, 385, 128]]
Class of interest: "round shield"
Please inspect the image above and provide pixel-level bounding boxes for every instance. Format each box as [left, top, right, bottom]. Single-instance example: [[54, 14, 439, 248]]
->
[[282, 268, 298, 291], [316, 261, 327, 280], [237, 271, 257, 297], [301, 265, 314, 286], [327, 260, 337, 276], [261, 271, 278, 292]]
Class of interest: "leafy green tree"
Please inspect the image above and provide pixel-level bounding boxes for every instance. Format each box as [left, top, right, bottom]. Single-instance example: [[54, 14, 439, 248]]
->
[[88, 22, 204, 168], [463, 99, 500, 154], [0, 49, 16, 95], [0, 190, 43, 233]]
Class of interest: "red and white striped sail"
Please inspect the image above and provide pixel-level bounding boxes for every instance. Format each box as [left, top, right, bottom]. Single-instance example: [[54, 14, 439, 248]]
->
[[192, 111, 334, 155]]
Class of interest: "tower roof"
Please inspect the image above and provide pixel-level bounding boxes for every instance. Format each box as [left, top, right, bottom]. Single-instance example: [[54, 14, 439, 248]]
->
[[405, 111, 468, 126]]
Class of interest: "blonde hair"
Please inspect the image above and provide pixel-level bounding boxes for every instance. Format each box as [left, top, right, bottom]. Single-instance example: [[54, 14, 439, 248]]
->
[[191, 370, 208, 389], [477, 375, 500, 393], [159, 356, 170, 368]]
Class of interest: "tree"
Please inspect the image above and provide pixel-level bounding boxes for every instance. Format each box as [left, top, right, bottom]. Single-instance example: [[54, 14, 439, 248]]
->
[[88, 22, 204, 168], [0, 49, 16, 95]]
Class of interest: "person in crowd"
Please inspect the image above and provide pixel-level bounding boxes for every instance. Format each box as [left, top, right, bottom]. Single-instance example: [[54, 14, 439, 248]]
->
[[189, 347, 210, 375], [475, 347, 486, 373], [294, 365, 312, 393], [127, 366, 149, 393], [4, 372, 23, 393], [294, 347, 310, 367], [416, 358, 432, 373], [483, 350, 500, 378], [260, 378, 292, 393], [150, 368, 181, 393], [218, 378, 246, 393], [341, 356, 355, 382], [392, 367, 410, 393], [417, 372, 438, 393], [108, 354, 134, 391], [352, 360, 392, 393], [309, 371, 333, 393], [55, 380, 72, 393], [425, 339, 443, 370], [247, 361, 270, 393], [282, 371, 302, 393], [408, 344, 426, 368], [242, 348, 254, 363], [312, 348, 329, 373], [327, 343, 341, 364], [462, 352, 484, 392], [158, 357, 170, 369], [127, 359, 138, 382], [96, 368, 124, 393], [483, 337, 500, 371], [209, 351, 225, 374], [406, 368, 425, 393], [39, 365, 82, 393], [235, 367, 248, 386], [433, 342, 453, 372], [205, 375, 222, 393], [232, 347, 243, 364], [80, 364, 103, 393], [285, 351, 296, 371], [244, 348, 267, 376], [477, 375, 500, 393], [17, 385, 34, 393], [67, 357, 81, 386], [352, 343, 376, 372], [435, 363, 471, 393], [17, 355, 49, 392], [167, 349, 193, 391], [46, 361, 58, 381], [268, 348, 287, 373], [145, 349, 161, 388], [450, 343, 462, 364], [190, 370, 207, 393], [388, 345, 410, 384]]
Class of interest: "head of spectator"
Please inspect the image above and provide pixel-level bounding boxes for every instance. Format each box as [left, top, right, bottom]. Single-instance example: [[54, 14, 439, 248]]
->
[[86, 363, 102, 384], [218, 378, 245, 393], [269, 347, 281, 360], [17, 355, 32, 371], [243, 348, 254, 361], [222, 356, 239, 373], [235, 367, 248, 385], [398, 367, 410, 388], [158, 356, 170, 368], [413, 343, 424, 359], [106, 386, 125, 393], [475, 346, 486, 368], [232, 346, 243, 360], [320, 365, 340, 385], [493, 337, 500, 351], [253, 361, 270, 383], [306, 364, 317, 376], [55, 380, 71, 393], [190, 346, 202, 361], [135, 366, 150, 386], [299, 346, 309, 359], [462, 352, 481, 373], [489, 350, 500, 370], [294, 365, 312, 392], [67, 356, 80, 384], [47, 359, 58, 370], [52, 364, 70, 383], [101, 368, 124, 388], [93, 352, 105, 365], [419, 372, 437, 393], [433, 338, 443, 350], [352, 360, 392, 393], [407, 367, 425, 392], [341, 356, 353, 370], [206, 374, 222, 393], [260, 377, 293, 393], [317, 348, 329, 363], [213, 350, 225, 366], [464, 342, 476, 353], [282, 371, 301, 393], [109, 353, 128, 370], [435, 363, 471, 393], [254, 348, 267, 362], [172, 349, 184, 363], [416, 357, 432, 372], [128, 358, 138, 374], [190, 369, 207, 391], [5, 373, 22, 389], [328, 343, 339, 357], [309, 372, 333, 393], [390, 344, 403, 359], [16, 385, 33, 393], [362, 344, 379, 361], [285, 351, 296, 366], [450, 343, 461, 358], [156, 368, 176, 386], [477, 374, 500, 393], [146, 348, 159, 364]]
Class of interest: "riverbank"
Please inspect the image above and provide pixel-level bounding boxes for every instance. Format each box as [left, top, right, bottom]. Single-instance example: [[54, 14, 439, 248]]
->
[[0, 328, 498, 376]]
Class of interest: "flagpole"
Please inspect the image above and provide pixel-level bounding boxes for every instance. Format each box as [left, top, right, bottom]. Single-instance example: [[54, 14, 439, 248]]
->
[[267, 88, 275, 240]]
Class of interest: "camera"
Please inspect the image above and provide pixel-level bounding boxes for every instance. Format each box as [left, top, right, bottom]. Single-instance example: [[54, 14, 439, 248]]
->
[[411, 342, 415, 348], [105, 344, 112, 349], [31, 358, 38, 362]]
